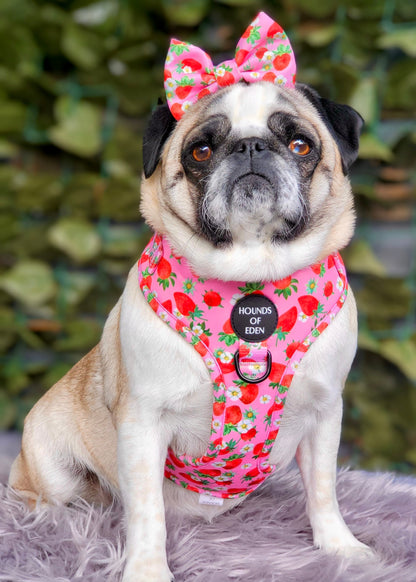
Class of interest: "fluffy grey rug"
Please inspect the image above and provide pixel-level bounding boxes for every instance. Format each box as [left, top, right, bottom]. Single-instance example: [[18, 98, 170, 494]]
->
[[1, 446, 415, 581]]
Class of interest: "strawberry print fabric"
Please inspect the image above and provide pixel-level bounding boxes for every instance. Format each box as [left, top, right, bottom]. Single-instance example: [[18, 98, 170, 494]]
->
[[164, 11, 296, 120], [138, 234, 348, 499]]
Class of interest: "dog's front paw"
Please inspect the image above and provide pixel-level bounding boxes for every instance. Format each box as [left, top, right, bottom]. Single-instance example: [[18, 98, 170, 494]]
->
[[122, 560, 174, 582], [313, 519, 376, 560]]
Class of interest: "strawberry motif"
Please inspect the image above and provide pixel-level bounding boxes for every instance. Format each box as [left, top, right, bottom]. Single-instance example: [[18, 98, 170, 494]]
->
[[240, 427, 257, 441], [170, 40, 190, 56], [253, 442, 268, 458], [157, 257, 176, 289], [273, 46, 292, 71], [311, 262, 326, 277], [240, 383, 259, 404], [255, 47, 268, 60], [175, 84, 193, 100], [181, 58, 202, 72], [213, 396, 226, 416], [170, 103, 183, 119], [273, 276, 298, 298], [328, 255, 336, 269], [192, 337, 207, 357], [203, 289, 223, 309], [235, 48, 249, 66], [324, 281, 334, 298], [218, 319, 238, 346], [263, 71, 277, 83], [198, 88, 211, 99], [238, 282, 265, 294], [223, 456, 244, 470], [267, 22, 284, 38], [174, 292, 204, 319], [268, 362, 286, 386], [274, 306, 298, 340], [216, 69, 235, 87], [201, 71, 215, 85], [298, 295, 324, 319], [224, 405, 242, 425], [285, 341, 308, 359]]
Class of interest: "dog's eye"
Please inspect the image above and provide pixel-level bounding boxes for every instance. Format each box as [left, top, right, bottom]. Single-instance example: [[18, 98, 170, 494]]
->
[[289, 138, 311, 156], [192, 145, 212, 162]]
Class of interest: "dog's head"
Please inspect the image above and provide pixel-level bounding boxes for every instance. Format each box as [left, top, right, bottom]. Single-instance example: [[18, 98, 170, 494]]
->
[[141, 82, 363, 281]]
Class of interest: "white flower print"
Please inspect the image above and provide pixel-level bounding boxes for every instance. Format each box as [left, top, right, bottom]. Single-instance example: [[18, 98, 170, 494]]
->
[[192, 324, 203, 336], [183, 101, 193, 111], [336, 277, 343, 291], [250, 71, 261, 79], [240, 443, 254, 454], [227, 386, 242, 401], [206, 358, 215, 369], [298, 312, 308, 322], [182, 66, 192, 74], [275, 75, 287, 86], [212, 420, 221, 432], [237, 419, 254, 434], [264, 50, 274, 61], [260, 394, 271, 404], [230, 293, 245, 306], [291, 360, 300, 372], [174, 308, 183, 319], [212, 460, 226, 468], [242, 462, 252, 470], [219, 351, 233, 364], [160, 312, 169, 322], [165, 78, 175, 89]]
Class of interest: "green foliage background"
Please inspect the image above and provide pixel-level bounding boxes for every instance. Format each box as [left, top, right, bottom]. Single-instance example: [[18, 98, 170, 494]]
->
[[0, 0, 415, 472]]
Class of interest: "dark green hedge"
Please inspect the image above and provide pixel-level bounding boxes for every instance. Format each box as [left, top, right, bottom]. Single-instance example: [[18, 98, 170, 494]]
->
[[0, 0, 415, 472]]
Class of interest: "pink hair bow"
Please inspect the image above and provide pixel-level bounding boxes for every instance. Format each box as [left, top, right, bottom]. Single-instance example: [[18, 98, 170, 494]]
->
[[164, 12, 296, 120]]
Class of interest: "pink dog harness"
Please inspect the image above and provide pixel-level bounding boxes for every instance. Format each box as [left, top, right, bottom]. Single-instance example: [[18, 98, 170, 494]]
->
[[138, 234, 348, 499]]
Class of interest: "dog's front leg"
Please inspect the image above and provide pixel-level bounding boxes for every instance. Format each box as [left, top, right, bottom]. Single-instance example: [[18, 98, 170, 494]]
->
[[296, 396, 372, 558], [117, 400, 173, 582]]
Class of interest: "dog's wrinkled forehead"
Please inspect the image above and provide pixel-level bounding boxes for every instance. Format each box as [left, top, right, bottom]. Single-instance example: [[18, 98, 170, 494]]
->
[[204, 82, 297, 136]]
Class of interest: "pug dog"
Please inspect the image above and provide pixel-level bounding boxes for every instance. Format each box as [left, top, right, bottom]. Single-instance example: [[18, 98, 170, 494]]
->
[[9, 78, 372, 582]]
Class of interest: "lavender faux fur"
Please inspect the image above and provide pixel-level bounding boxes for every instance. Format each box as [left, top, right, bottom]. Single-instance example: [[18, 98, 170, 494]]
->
[[1, 442, 416, 582]]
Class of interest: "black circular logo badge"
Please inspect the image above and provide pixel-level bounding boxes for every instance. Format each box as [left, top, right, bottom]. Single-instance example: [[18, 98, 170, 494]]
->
[[231, 294, 278, 342]]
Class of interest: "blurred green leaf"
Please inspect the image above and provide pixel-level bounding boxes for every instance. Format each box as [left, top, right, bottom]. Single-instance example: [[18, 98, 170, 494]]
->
[[102, 225, 140, 257], [49, 97, 102, 157], [378, 337, 416, 382], [358, 132, 393, 161], [355, 276, 412, 319], [57, 271, 96, 307], [298, 23, 338, 47], [61, 22, 103, 70], [0, 260, 57, 307], [54, 319, 102, 351], [0, 391, 17, 430], [0, 100, 26, 133], [378, 28, 416, 57], [48, 218, 102, 263], [349, 77, 378, 126], [343, 239, 386, 276], [162, 0, 209, 25]]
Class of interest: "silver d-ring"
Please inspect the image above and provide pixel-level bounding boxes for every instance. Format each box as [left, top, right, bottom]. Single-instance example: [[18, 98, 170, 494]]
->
[[234, 349, 272, 384]]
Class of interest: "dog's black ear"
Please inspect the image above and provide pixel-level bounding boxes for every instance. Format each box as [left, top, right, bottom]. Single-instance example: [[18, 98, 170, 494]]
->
[[142, 103, 177, 178], [297, 84, 364, 174]]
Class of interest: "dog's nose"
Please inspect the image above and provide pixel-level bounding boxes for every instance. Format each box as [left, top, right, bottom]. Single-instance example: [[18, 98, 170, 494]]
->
[[233, 137, 267, 155]]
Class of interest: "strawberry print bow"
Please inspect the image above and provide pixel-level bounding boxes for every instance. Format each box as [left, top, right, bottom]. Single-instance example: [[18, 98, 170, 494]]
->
[[164, 12, 297, 120]]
